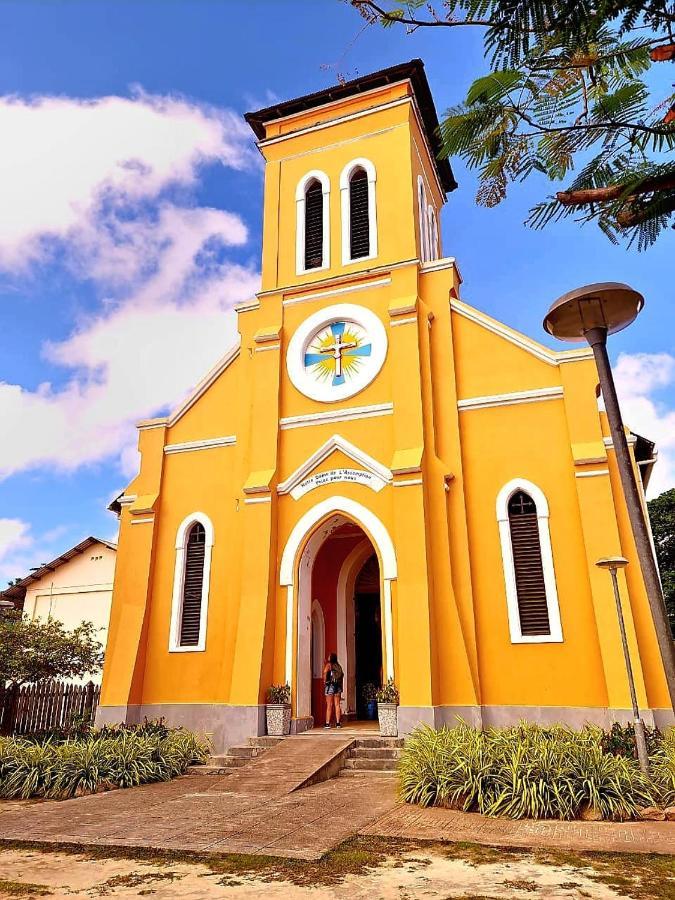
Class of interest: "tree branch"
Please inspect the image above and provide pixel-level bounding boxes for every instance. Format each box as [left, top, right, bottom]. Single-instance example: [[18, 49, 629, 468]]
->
[[351, 0, 494, 29], [557, 173, 675, 205]]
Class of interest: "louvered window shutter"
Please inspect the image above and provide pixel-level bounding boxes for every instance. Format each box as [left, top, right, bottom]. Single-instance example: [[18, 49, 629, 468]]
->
[[179, 522, 206, 646], [507, 491, 551, 636], [304, 180, 324, 269], [349, 169, 370, 259]]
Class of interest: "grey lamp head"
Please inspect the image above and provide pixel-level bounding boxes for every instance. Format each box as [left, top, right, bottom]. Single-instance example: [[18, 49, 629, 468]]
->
[[543, 282, 644, 343], [595, 556, 629, 570]]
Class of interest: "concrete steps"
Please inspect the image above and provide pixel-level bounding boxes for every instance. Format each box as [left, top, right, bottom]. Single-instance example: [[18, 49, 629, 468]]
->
[[188, 733, 404, 779], [342, 736, 403, 773], [188, 736, 283, 775]]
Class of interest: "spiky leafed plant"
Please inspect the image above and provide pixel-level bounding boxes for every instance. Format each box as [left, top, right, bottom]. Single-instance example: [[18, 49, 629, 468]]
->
[[351, 0, 675, 248]]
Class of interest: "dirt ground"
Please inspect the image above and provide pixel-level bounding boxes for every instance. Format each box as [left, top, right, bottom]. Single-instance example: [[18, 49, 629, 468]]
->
[[0, 838, 673, 900]]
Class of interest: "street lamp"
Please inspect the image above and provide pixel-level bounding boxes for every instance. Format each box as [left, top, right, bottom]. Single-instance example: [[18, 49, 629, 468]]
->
[[544, 282, 675, 712], [596, 556, 649, 772]]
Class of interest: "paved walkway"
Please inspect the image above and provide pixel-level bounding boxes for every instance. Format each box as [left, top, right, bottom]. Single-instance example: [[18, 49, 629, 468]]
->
[[0, 736, 396, 861], [363, 803, 675, 856]]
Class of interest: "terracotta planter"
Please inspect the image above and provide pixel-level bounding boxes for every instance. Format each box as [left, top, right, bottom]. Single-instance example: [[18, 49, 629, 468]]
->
[[378, 702, 398, 737], [266, 703, 291, 736]]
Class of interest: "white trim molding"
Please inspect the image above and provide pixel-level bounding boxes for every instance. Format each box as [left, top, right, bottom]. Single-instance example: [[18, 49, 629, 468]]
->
[[280, 401, 393, 430], [167, 344, 240, 427], [575, 469, 610, 478], [311, 599, 326, 679], [340, 157, 378, 266], [417, 176, 429, 262], [168, 512, 214, 653], [496, 479, 563, 644], [164, 435, 236, 455], [286, 303, 388, 404], [278, 433, 392, 497], [458, 386, 564, 411], [296, 169, 330, 275], [283, 276, 390, 308], [450, 299, 594, 367]]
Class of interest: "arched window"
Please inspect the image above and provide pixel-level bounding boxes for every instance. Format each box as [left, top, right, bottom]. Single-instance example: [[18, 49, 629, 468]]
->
[[418, 176, 429, 262], [428, 205, 439, 261], [340, 158, 377, 265], [169, 512, 214, 652], [496, 480, 562, 644], [296, 170, 330, 274], [304, 180, 323, 269], [311, 599, 325, 678]]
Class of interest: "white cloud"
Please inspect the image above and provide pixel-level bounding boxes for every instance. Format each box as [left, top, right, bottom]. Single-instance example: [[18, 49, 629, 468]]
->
[[0, 89, 261, 482], [0, 90, 253, 271], [614, 352, 675, 498]]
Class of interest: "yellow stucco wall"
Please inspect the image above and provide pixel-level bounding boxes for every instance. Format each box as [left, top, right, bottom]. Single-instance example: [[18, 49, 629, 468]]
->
[[99, 73, 671, 732]]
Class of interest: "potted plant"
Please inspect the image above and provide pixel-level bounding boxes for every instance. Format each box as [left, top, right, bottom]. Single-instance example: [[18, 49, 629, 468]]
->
[[376, 679, 399, 737], [266, 683, 291, 736], [361, 682, 378, 720]]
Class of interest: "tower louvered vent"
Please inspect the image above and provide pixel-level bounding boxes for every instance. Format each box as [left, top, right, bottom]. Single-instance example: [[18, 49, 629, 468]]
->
[[349, 168, 370, 259], [179, 522, 206, 646], [508, 491, 551, 636], [304, 180, 324, 269]]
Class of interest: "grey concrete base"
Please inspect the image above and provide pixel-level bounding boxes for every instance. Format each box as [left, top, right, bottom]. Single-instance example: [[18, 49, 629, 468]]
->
[[290, 716, 314, 735], [95, 703, 265, 753], [397, 705, 483, 736], [397, 704, 673, 735], [652, 708, 675, 730]]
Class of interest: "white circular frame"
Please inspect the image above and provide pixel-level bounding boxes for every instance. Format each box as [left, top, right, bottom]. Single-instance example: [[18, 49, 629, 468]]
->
[[286, 303, 387, 403]]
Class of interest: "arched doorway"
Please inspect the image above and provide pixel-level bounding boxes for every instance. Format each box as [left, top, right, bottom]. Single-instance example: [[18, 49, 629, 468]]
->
[[306, 523, 383, 725], [279, 496, 396, 725]]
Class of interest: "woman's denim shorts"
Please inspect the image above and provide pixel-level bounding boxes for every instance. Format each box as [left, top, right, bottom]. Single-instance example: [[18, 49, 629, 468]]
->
[[324, 684, 341, 696]]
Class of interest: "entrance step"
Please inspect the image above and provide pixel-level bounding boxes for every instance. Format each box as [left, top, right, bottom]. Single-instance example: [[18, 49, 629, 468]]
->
[[349, 747, 400, 760], [343, 757, 399, 771], [351, 737, 404, 748], [188, 736, 284, 775]]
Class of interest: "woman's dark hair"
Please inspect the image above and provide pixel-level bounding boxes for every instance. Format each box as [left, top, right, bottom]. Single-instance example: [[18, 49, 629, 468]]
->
[[329, 653, 338, 664]]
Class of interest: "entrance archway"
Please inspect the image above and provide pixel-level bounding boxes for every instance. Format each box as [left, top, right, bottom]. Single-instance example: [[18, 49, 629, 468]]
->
[[279, 496, 396, 722]]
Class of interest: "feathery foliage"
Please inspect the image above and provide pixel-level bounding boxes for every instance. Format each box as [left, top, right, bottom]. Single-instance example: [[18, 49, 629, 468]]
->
[[351, 0, 675, 247]]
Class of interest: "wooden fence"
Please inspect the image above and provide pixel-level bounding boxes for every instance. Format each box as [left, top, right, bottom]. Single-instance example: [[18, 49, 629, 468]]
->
[[0, 681, 100, 736]]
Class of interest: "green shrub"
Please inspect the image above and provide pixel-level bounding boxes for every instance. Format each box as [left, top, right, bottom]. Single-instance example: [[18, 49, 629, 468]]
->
[[0, 727, 209, 801], [267, 683, 291, 704], [650, 727, 675, 807], [399, 721, 656, 821], [601, 721, 663, 758]]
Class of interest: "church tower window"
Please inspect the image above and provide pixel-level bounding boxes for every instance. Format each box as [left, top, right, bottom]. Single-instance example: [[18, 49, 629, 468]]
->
[[340, 158, 377, 265], [496, 479, 563, 644], [304, 180, 324, 270], [169, 512, 214, 652], [418, 176, 429, 262], [296, 170, 330, 275]]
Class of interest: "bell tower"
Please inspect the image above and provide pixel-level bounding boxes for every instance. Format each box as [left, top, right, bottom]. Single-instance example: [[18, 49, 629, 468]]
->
[[245, 59, 457, 294]]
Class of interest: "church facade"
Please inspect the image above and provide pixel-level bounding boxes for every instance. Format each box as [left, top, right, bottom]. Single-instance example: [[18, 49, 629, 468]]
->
[[97, 60, 672, 751]]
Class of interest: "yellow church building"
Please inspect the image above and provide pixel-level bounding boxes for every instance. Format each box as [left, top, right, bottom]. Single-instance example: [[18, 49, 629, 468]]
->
[[97, 60, 673, 751]]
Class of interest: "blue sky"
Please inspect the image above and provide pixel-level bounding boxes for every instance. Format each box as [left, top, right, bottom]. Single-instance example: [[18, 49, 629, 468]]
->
[[0, 0, 673, 581]]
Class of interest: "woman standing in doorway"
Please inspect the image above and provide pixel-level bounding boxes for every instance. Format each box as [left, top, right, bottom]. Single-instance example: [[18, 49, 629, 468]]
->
[[323, 653, 344, 728]]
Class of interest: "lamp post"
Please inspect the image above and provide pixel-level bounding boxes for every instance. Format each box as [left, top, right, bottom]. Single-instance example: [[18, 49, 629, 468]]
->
[[596, 557, 649, 772], [543, 282, 675, 713]]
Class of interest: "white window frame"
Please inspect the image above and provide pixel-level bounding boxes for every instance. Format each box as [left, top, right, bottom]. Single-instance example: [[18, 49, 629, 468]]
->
[[169, 511, 214, 653], [340, 157, 378, 265], [311, 599, 326, 678], [417, 175, 429, 262], [428, 205, 439, 261], [496, 478, 563, 644], [296, 170, 330, 275]]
